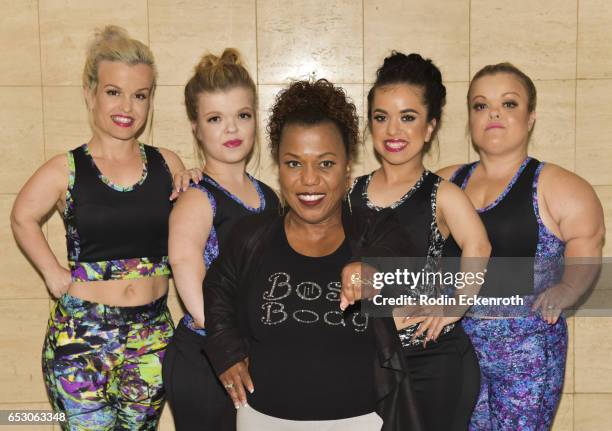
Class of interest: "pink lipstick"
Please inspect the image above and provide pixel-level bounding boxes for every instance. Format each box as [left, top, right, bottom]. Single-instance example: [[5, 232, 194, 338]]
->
[[111, 115, 134, 128], [223, 139, 243, 148], [383, 139, 408, 153]]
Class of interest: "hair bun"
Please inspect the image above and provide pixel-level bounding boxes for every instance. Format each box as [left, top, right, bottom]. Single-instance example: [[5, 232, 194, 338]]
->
[[94, 25, 129, 44], [380, 51, 409, 72], [367, 50, 446, 143], [220, 48, 242, 66], [195, 48, 244, 74], [195, 53, 219, 72]]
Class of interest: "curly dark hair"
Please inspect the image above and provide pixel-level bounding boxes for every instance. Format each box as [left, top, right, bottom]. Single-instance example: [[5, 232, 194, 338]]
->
[[267, 79, 359, 162]]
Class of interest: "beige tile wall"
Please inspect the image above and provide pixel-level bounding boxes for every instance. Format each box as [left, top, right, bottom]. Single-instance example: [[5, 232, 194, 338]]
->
[[1, 1, 611, 429]]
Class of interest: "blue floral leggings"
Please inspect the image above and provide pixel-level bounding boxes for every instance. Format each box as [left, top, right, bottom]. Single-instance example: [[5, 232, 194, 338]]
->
[[462, 316, 567, 431]]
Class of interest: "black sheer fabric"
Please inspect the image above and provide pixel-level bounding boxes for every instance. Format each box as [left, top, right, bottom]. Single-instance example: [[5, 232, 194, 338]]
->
[[203, 204, 426, 430]]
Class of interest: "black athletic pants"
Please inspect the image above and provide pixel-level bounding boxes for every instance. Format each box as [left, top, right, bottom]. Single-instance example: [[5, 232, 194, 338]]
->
[[162, 320, 236, 431], [403, 323, 480, 431]]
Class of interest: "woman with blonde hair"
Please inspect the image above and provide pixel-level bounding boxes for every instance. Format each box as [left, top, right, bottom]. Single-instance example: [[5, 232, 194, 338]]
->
[[162, 48, 278, 430], [11, 25, 186, 430]]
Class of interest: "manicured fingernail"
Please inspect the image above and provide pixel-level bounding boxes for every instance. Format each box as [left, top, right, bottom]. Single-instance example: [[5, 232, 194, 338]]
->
[[243, 401, 248, 407], [235, 404, 240, 409], [249, 388, 254, 394]]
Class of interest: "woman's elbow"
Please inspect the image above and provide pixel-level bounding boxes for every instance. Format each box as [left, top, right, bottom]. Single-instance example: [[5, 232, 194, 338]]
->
[[168, 251, 196, 269], [461, 238, 491, 258], [9, 208, 31, 237], [479, 239, 492, 257]]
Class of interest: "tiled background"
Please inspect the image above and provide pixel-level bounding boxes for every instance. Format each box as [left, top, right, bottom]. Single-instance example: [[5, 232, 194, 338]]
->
[[1, 1, 611, 429]]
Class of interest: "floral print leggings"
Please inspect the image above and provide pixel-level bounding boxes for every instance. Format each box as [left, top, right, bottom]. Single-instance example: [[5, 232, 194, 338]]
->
[[462, 316, 567, 431], [42, 293, 173, 430]]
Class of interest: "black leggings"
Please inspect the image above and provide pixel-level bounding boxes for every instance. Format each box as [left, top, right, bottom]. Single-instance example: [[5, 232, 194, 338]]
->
[[403, 323, 480, 431], [162, 320, 236, 431]]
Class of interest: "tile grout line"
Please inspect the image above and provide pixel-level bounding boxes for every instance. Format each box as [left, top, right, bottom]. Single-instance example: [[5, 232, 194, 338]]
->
[[36, 0, 45, 160], [362, 0, 365, 170], [146, 0, 151, 46], [12, 77, 612, 90], [467, 0, 472, 163], [573, 1, 579, 427], [146, 0, 154, 147], [574, 0, 579, 179], [36, 0, 50, 242], [254, 0, 259, 86], [468, 0, 471, 80], [254, 0, 260, 178]]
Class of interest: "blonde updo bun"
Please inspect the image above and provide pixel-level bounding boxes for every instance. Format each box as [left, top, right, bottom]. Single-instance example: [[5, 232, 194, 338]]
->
[[185, 48, 256, 122], [82, 25, 156, 91]]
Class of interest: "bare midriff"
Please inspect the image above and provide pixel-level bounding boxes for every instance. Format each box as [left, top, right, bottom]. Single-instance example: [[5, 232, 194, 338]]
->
[[67, 275, 169, 307]]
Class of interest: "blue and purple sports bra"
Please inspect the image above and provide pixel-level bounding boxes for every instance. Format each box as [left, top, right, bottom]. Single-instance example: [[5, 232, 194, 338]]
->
[[182, 174, 279, 335]]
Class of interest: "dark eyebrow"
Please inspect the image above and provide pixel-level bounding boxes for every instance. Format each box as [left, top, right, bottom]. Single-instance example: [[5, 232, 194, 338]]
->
[[318, 152, 338, 158], [372, 108, 419, 114], [282, 152, 302, 158], [282, 152, 338, 158]]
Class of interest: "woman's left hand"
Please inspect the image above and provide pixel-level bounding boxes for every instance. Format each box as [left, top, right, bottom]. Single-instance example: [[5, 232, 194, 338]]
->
[[170, 167, 203, 200], [219, 358, 254, 409], [531, 282, 574, 324], [404, 306, 461, 347]]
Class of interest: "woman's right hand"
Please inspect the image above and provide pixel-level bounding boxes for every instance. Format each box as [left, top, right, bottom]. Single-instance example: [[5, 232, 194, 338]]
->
[[219, 358, 254, 409], [340, 262, 378, 311], [43, 266, 72, 298], [169, 167, 203, 200]]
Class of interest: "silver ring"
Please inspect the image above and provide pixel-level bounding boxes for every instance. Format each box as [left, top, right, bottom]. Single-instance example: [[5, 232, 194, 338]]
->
[[224, 383, 234, 390]]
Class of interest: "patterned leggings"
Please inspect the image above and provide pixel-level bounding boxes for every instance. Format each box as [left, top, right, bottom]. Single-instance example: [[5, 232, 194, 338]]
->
[[42, 293, 174, 430], [462, 316, 567, 431]]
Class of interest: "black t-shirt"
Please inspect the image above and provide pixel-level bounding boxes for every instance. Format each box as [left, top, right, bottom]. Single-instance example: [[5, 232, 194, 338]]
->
[[246, 220, 377, 420]]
